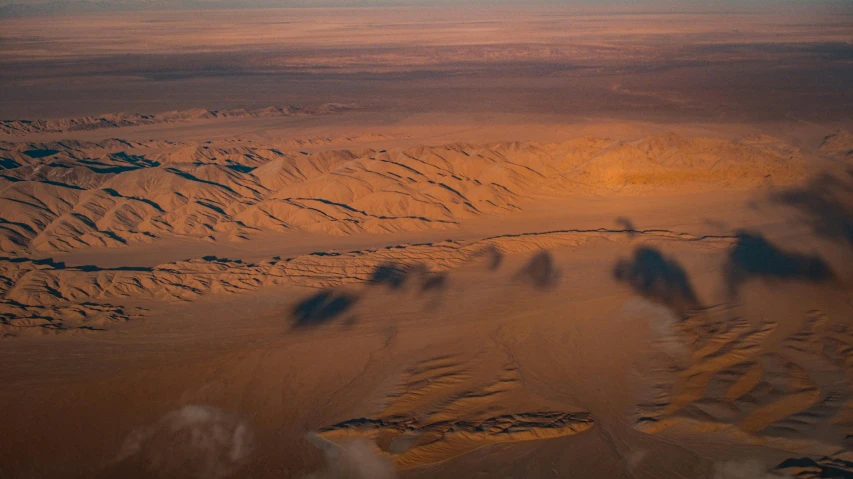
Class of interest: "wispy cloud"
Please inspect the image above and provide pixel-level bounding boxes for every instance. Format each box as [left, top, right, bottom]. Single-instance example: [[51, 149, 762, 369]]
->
[[113, 404, 253, 479], [303, 433, 396, 479]]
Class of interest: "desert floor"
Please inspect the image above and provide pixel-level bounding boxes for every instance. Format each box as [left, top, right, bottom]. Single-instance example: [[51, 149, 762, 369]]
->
[[1, 7, 853, 479]]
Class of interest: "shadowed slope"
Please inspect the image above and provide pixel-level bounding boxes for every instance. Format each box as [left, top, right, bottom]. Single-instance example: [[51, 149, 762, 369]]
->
[[0, 133, 805, 254]]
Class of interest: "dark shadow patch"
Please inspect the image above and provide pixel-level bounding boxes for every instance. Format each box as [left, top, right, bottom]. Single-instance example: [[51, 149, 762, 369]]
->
[[308, 251, 341, 257], [22, 149, 59, 159], [196, 200, 228, 216], [0, 157, 20, 169], [86, 165, 142, 174], [369, 263, 410, 290], [0, 218, 36, 235], [77, 152, 158, 173], [227, 163, 256, 174], [292, 290, 359, 327], [38, 179, 85, 190], [421, 272, 448, 293], [0, 174, 22, 182], [101, 188, 164, 212], [475, 245, 503, 271], [199, 255, 250, 265], [293, 197, 365, 215], [775, 457, 853, 479], [0, 257, 153, 273], [724, 231, 835, 297], [164, 167, 238, 194], [613, 247, 702, 318], [514, 251, 560, 290], [615, 216, 636, 235], [772, 171, 853, 250], [1, 256, 67, 269], [367, 262, 447, 296], [107, 151, 159, 167], [76, 264, 150, 272]]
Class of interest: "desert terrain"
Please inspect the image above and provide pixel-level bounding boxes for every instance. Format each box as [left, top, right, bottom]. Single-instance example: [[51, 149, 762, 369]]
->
[[1, 5, 853, 479]]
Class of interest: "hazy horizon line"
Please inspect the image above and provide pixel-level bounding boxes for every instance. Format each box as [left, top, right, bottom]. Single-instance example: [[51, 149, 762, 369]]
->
[[2, 0, 852, 18]]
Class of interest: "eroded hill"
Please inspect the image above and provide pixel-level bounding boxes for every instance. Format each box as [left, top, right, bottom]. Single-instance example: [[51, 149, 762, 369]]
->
[[0, 134, 804, 255], [0, 104, 357, 136]]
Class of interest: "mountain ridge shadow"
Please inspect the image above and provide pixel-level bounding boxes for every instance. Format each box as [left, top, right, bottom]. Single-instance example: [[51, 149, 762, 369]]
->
[[514, 251, 560, 290], [292, 290, 359, 328]]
